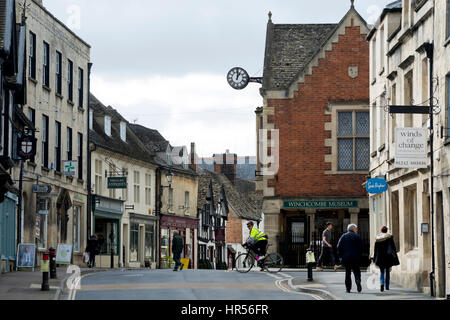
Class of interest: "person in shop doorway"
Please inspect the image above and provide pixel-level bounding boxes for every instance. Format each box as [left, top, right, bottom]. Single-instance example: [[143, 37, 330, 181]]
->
[[86, 234, 99, 268], [172, 231, 184, 271], [316, 222, 341, 271], [373, 226, 400, 292], [337, 224, 363, 293]]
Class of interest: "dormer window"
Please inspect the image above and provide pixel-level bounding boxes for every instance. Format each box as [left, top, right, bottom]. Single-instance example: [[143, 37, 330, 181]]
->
[[105, 116, 111, 136], [120, 121, 126, 142]]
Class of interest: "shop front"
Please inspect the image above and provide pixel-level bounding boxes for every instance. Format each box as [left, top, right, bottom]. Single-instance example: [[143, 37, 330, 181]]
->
[[128, 213, 158, 268], [0, 192, 18, 273], [160, 214, 198, 269], [92, 195, 123, 268], [279, 198, 369, 268]]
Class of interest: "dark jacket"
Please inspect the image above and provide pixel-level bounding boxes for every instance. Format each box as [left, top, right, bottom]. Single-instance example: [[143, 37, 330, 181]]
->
[[337, 230, 363, 265], [86, 237, 99, 255], [373, 233, 399, 268], [172, 234, 184, 254]]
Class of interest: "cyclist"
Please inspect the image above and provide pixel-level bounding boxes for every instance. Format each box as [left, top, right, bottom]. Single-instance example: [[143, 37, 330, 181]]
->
[[245, 221, 268, 262]]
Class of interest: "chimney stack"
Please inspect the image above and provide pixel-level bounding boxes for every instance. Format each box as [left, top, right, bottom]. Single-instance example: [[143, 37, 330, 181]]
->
[[189, 142, 198, 172], [213, 150, 237, 184]]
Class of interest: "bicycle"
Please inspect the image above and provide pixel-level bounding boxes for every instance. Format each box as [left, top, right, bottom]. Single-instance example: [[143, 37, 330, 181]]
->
[[234, 243, 284, 273]]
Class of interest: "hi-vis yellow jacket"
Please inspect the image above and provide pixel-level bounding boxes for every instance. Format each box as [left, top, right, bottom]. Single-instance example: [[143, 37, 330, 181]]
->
[[248, 227, 268, 244]]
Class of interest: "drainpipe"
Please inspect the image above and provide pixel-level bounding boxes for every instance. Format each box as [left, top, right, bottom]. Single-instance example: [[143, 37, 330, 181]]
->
[[424, 42, 435, 297], [87, 62, 93, 242]]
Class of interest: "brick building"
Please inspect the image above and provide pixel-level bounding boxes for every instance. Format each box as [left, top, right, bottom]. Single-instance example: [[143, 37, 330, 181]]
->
[[256, 3, 371, 267]]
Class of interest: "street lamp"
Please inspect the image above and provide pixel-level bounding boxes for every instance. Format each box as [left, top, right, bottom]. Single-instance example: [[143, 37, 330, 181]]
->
[[165, 170, 174, 187]]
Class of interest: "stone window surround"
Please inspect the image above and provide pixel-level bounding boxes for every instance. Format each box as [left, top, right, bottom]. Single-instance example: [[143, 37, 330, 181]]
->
[[325, 101, 370, 175]]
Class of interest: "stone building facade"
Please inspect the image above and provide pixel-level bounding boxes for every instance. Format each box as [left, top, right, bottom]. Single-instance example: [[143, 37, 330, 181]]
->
[[12, 0, 91, 265], [89, 94, 158, 268], [367, 0, 449, 297], [256, 4, 371, 267]]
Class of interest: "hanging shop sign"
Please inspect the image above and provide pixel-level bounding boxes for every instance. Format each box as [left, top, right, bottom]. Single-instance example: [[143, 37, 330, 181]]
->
[[63, 160, 78, 176], [366, 178, 388, 194], [107, 177, 127, 189], [17, 135, 37, 160], [395, 128, 427, 168]]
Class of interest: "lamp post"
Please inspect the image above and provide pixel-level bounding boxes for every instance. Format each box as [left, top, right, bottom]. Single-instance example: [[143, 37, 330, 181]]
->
[[158, 169, 173, 269]]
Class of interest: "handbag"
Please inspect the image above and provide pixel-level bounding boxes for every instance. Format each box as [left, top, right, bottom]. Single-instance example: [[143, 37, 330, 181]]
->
[[83, 252, 90, 264], [387, 240, 399, 266]]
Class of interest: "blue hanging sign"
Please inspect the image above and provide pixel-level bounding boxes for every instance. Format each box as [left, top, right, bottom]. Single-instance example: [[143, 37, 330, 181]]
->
[[366, 178, 388, 194]]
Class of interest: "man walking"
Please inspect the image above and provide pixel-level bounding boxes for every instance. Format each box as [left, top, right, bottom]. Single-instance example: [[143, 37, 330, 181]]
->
[[337, 224, 363, 293], [316, 222, 340, 271], [172, 231, 184, 271]]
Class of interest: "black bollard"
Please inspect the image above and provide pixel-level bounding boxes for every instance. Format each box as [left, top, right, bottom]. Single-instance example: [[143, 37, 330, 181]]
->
[[49, 247, 57, 279], [307, 263, 313, 281], [111, 248, 114, 269], [41, 252, 50, 291]]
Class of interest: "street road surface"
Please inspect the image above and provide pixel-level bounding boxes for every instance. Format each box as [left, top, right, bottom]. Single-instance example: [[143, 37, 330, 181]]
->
[[64, 269, 316, 300]]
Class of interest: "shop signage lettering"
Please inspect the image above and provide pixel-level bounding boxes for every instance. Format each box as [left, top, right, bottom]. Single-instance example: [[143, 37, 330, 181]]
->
[[283, 200, 358, 209], [395, 128, 427, 168], [107, 177, 127, 189], [366, 178, 388, 194]]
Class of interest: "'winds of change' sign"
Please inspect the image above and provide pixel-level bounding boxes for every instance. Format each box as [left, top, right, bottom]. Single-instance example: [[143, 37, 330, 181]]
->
[[395, 128, 427, 168]]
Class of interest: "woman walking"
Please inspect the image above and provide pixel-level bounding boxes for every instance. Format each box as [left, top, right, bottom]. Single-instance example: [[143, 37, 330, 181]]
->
[[373, 226, 399, 291]]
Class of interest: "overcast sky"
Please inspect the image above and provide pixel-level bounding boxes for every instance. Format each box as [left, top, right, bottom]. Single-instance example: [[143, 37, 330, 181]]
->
[[44, 0, 391, 158]]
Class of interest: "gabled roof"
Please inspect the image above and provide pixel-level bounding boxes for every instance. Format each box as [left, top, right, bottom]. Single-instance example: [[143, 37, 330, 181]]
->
[[262, 23, 337, 91], [89, 93, 156, 165], [198, 170, 262, 221], [262, 5, 369, 93]]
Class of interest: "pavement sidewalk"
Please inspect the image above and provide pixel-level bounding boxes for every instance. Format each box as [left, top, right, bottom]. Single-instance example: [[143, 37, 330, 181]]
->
[[0, 266, 109, 300], [288, 269, 437, 300]]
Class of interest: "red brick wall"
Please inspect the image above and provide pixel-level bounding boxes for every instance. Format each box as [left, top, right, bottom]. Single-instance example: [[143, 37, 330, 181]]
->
[[269, 25, 369, 198], [226, 209, 243, 243]]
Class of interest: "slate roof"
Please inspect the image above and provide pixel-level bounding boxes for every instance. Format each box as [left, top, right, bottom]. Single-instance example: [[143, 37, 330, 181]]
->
[[366, 0, 402, 40], [129, 124, 170, 153], [262, 23, 338, 91], [130, 123, 197, 176], [89, 94, 156, 165], [198, 170, 262, 221]]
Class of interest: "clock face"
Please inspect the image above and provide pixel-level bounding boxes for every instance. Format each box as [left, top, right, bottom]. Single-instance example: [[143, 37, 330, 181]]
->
[[227, 67, 249, 90]]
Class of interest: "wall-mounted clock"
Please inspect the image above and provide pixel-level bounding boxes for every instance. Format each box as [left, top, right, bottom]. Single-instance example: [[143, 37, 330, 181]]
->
[[227, 67, 250, 90]]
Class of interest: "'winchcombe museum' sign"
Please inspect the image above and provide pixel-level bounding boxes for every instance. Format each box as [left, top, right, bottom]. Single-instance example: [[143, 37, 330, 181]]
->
[[283, 200, 358, 209]]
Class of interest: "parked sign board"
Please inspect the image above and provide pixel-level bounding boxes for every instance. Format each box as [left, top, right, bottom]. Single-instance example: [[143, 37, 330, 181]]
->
[[395, 128, 427, 168], [56, 244, 73, 264]]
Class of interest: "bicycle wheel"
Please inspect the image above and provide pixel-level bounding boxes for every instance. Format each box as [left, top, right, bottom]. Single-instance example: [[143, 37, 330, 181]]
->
[[235, 253, 256, 273], [264, 252, 283, 273]]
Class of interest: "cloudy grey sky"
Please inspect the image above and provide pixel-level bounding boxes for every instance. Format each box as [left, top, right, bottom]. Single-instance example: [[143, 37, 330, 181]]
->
[[44, 0, 390, 158]]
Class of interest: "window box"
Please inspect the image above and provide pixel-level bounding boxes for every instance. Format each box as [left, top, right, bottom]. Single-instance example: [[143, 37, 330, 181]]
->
[[55, 92, 63, 100], [67, 100, 74, 106], [371, 151, 377, 158], [42, 85, 51, 92], [28, 77, 37, 85]]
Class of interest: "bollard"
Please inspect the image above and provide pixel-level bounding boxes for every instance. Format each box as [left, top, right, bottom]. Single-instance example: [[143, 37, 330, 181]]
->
[[41, 251, 50, 291], [49, 247, 57, 279], [306, 249, 315, 282], [307, 262, 313, 281], [110, 248, 114, 269]]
